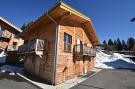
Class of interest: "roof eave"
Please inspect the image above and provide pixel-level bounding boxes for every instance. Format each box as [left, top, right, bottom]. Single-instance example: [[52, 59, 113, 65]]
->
[[0, 17, 22, 33], [60, 2, 90, 21], [21, 2, 99, 45]]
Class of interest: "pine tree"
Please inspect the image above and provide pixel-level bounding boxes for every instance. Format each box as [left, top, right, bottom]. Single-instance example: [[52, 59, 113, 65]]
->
[[21, 23, 26, 30], [102, 37, 135, 51], [127, 37, 135, 50], [122, 40, 127, 50], [116, 38, 123, 51], [107, 38, 114, 51], [103, 40, 108, 50], [113, 40, 117, 51], [108, 38, 114, 46], [21, 21, 34, 30]]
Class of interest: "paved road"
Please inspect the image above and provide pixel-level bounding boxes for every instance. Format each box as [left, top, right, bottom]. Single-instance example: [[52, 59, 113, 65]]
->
[[0, 73, 40, 89], [70, 69, 135, 89]]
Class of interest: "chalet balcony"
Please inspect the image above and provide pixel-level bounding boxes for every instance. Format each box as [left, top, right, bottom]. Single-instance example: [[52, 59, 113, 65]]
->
[[18, 39, 48, 55], [74, 44, 96, 57], [0, 30, 11, 39], [7, 45, 18, 51]]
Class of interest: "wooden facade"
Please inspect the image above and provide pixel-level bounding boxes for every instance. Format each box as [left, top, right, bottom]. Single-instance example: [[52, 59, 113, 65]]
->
[[0, 17, 23, 51], [22, 22, 56, 83], [56, 20, 96, 84], [19, 2, 99, 85]]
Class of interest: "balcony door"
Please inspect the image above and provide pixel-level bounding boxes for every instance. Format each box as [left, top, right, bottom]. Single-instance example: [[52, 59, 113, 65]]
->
[[76, 39, 82, 53], [76, 39, 82, 45]]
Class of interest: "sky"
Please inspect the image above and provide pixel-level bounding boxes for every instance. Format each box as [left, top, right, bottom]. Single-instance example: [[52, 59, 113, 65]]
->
[[0, 0, 135, 43]]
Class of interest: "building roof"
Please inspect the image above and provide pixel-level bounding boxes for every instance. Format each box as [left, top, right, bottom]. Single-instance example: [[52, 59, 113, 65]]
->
[[21, 2, 99, 45], [0, 17, 22, 34]]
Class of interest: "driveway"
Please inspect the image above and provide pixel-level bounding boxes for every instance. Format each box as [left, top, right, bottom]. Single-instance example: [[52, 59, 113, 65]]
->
[[0, 72, 41, 89], [70, 69, 135, 89]]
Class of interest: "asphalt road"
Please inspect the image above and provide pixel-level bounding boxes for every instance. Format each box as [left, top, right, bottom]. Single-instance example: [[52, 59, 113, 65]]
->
[[0, 73, 40, 89], [70, 69, 135, 89]]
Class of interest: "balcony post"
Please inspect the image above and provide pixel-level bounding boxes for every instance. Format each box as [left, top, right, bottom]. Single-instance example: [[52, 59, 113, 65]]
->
[[35, 39, 38, 52]]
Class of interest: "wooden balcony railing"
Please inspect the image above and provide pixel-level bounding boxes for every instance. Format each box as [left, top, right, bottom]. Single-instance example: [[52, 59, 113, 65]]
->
[[18, 39, 48, 55], [74, 44, 96, 57], [0, 30, 11, 39], [7, 45, 18, 51]]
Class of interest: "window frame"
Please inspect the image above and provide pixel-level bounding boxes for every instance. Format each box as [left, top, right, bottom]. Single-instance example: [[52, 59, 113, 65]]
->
[[63, 32, 72, 52]]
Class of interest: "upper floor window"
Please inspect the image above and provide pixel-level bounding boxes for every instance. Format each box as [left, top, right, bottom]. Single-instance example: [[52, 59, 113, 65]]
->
[[64, 33, 72, 52], [0, 26, 4, 36], [14, 34, 20, 39]]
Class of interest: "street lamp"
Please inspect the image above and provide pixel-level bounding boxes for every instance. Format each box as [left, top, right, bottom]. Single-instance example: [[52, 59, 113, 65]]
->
[[131, 18, 135, 22]]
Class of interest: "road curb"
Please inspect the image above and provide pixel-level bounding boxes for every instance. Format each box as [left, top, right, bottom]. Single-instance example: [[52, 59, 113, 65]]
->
[[70, 69, 102, 89], [17, 73, 43, 89], [87, 69, 102, 79]]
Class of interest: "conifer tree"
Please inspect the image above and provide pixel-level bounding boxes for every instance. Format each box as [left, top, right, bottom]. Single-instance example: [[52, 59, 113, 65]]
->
[[127, 37, 135, 50]]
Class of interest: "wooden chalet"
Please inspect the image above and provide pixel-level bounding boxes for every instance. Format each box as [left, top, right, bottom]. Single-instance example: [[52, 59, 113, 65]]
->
[[19, 2, 99, 85], [0, 17, 24, 64], [0, 17, 23, 51]]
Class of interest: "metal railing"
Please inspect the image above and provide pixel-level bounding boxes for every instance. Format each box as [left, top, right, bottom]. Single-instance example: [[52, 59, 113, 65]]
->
[[18, 39, 47, 54], [74, 44, 96, 57]]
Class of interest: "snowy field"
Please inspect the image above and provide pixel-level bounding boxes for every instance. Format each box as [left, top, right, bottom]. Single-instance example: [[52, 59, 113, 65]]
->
[[95, 49, 135, 69]]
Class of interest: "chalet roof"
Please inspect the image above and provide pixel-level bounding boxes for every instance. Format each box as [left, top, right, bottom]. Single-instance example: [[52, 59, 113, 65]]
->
[[21, 2, 99, 45], [0, 17, 22, 34]]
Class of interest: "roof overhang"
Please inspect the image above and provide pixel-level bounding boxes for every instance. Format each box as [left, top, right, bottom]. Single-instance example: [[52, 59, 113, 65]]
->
[[0, 17, 22, 34], [21, 2, 99, 45]]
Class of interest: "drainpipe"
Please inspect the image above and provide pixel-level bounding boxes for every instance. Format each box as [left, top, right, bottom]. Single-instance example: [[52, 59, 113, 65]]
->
[[47, 12, 59, 85]]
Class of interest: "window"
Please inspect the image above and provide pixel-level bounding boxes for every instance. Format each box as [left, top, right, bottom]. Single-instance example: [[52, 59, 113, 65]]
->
[[14, 34, 20, 39], [13, 42, 17, 46], [13, 42, 18, 50], [64, 33, 72, 52], [0, 26, 3, 36]]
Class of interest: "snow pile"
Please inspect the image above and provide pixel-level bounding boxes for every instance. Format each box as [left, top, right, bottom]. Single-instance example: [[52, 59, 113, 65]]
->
[[0, 65, 24, 75], [95, 50, 135, 69], [0, 51, 6, 63]]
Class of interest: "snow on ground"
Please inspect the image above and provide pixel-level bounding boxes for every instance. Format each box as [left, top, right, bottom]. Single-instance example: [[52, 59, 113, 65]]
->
[[95, 49, 135, 69], [0, 51, 6, 63]]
